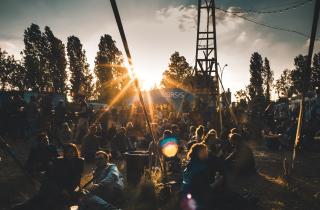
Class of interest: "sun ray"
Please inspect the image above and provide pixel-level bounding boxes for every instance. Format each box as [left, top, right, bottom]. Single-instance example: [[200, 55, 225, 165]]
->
[[93, 79, 135, 124], [146, 90, 156, 123]]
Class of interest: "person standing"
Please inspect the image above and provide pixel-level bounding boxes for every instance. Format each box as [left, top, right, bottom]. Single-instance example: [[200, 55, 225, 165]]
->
[[74, 99, 89, 143]]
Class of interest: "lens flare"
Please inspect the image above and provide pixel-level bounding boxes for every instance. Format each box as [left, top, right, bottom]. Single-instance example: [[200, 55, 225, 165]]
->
[[160, 137, 178, 157]]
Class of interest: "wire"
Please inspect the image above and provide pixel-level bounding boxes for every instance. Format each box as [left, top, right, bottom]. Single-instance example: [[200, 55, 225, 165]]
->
[[259, 0, 311, 10], [215, 7, 314, 39], [218, 0, 313, 14]]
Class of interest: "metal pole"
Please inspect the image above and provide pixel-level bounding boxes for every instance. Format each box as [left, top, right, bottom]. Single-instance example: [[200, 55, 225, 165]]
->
[[0, 136, 38, 187], [216, 69, 238, 126], [109, 0, 157, 161], [292, 0, 320, 169], [211, 0, 223, 135], [194, 0, 201, 73]]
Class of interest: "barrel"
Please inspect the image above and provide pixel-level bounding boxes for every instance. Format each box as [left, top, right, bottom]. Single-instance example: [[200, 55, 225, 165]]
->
[[125, 151, 149, 185]]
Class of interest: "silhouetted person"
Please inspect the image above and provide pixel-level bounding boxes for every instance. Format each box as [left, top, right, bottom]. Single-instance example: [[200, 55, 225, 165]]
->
[[182, 143, 224, 210], [25, 133, 58, 175], [14, 143, 84, 210], [182, 143, 252, 210], [81, 125, 101, 162], [74, 99, 89, 143], [26, 96, 39, 138], [54, 100, 67, 130], [225, 133, 256, 176], [111, 127, 130, 159]]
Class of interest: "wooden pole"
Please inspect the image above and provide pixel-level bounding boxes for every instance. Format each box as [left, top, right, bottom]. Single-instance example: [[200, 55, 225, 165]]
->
[[110, 0, 161, 172], [292, 0, 320, 169]]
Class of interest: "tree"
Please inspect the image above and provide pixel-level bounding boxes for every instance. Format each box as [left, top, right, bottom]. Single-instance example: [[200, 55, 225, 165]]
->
[[82, 59, 95, 100], [0, 49, 26, 91], [263, 57, 274, 102], [43, 26, 67, 93], [248, 52, 264, 100], [10, 59, 26, 91], [312, 51, 320, 94], [235, 88, 250, 103], [23, 23, 49, 91], [275, 69, 293, 98], [67, 36, 94, 100], [291, 54, 307, 94], [0, 49, 10, 90], [161, 52, 192, 89], [94, 34, 122, 102]]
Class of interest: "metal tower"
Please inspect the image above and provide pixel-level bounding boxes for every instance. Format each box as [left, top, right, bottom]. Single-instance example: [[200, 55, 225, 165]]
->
[[193, 0, 222, 133], [194, 0, 219, 78]]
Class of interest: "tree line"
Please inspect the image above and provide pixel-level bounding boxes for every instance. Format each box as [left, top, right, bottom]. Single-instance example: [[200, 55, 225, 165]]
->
[[234, 51, 320, 102], [0, 23, 132, 103], [1, 23, 319, 104]]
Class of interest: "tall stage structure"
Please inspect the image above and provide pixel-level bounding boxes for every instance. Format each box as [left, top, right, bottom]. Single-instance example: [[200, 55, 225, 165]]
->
[[193, 0, 222, 133]]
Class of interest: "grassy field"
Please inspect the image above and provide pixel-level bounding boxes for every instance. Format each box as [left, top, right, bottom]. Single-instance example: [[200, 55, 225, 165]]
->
[[0, 138, 320, 210]]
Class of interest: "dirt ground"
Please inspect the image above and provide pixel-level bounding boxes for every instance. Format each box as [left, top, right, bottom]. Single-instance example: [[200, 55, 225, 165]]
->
[[0, 138, 319, 210]]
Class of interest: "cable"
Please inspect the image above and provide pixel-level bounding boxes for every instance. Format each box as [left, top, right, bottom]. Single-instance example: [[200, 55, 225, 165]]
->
[[226, 0, 313, 14], [215, 7, 314, 39], [259, 0, 311, 10]]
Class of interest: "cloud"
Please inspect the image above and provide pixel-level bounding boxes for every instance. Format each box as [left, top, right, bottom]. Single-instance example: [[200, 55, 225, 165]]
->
[[153, 4, 308, 95], [0, 1, 312, 98], [0, 33, 21, 41], [156, 5, 197, 32], [303, 39, 320, 53], [155, 5, 244, 32], [0, 40, 22, 57]]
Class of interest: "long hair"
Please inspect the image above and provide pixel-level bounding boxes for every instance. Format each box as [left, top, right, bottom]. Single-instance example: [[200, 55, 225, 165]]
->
[[186, 143, 207, 160], [195, 125, 205, 141], [63, 143, 80, 158], [203, 129, 217, 143]]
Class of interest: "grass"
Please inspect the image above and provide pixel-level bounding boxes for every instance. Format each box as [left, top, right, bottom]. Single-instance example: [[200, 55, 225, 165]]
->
[[1, 138, 320, 210]]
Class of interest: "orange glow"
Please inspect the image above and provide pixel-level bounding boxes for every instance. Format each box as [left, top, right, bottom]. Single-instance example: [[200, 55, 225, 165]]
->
[[132, 60, 162, 90], [146, 90, 155, 123], [162, 144, 178, 158], [93, 78, 134, 124]]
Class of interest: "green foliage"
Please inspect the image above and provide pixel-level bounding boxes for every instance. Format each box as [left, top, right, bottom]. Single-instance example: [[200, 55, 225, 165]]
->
[[235, 88, 249, 102], [263, 57, 274, 102], [161, 52, 192, 89], [291, 54, 307, 94], [248, 52, 264, 100], [23, 23, 49, 91], [0, 49, 26, 91], [0, 49, 10, 90], [22, 24, 67, 93], [67, 36, 94, 100], [94, 34, 124, 102], [312, 51, 320, 93], [43, 26, 67, 93], [275, 69, 293, 98]]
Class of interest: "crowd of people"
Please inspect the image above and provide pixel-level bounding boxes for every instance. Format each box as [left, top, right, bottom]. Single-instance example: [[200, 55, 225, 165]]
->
[[0, 92, 319, 210]]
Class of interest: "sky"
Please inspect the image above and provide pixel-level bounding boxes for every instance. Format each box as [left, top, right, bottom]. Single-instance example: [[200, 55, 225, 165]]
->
[[0, 0, 320, 100]]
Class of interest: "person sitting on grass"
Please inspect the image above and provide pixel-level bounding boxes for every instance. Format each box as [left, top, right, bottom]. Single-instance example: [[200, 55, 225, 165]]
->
[[79, 151, 124, 210], [182, 143, 226, 210], [81, 125, 101, 162], [14, 143, 84, 210], [182, 143, 255, 210], [203, 129, 230, 158], [25, 132, 58, 175]]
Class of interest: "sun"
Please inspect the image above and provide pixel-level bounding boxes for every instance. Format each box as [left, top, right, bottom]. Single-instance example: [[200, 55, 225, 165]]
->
[[135, 70, 159, 90], [126, 59, 163, 90]]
